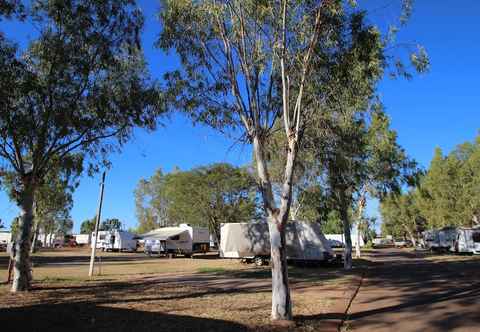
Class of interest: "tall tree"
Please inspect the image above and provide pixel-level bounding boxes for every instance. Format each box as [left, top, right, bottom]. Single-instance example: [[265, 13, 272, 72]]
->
[[165, 163, 258, 241], [0, 0, 162, 292], [159, 0, 348, 319], [158, 0, 427, 320], [134, 169, 170, 233], [380, 191, 426, 245]]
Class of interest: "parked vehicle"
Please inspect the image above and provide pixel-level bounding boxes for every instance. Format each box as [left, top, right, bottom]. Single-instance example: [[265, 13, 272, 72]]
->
[[453, 227, 480, 254], [141, 224, 210, 257], [220, 221, 338, 266], [91, 230, 137, 252], [372, 238, 394, 248], [394, 239, 412, 248], [0, 231, 12, 246], [423, 227, 457, 252], [73, 234, 91, 246], [324, 233, 365, 248]]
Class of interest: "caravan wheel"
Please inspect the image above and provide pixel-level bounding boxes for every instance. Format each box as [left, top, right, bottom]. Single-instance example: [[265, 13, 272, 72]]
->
[[254, 256, 265, 267]]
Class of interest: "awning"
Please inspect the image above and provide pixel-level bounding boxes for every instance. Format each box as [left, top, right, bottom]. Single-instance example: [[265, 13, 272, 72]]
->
[[138, 228, 188, 241]]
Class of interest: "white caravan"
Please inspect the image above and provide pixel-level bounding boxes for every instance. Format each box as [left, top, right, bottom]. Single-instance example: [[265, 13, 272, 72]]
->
[[91, 230, 137, 252], [453, 227, 480, 254], [141, 224, 210, 257], [73, 234, 91, 246], [0, 231, 12, 245], [423, 227, 457, 252], [324, 233, 365, 248], [220, 221, 337, 265]]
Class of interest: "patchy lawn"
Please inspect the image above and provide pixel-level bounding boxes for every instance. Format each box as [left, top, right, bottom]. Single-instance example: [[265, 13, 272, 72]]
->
[[0, 248, 361, 331]]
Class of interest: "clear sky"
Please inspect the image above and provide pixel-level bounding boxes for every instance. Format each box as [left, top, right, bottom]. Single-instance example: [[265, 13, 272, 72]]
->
[[0, 1, 479, 233]]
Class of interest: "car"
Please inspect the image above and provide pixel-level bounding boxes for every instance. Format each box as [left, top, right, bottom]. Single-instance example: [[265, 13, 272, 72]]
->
[[394, 239, 412, 248], [327, 239, 344, 248]]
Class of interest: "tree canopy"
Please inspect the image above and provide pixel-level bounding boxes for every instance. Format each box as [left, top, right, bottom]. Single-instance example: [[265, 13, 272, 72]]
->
[[1, 0, 164, 292], [135, 163, 258, 240]]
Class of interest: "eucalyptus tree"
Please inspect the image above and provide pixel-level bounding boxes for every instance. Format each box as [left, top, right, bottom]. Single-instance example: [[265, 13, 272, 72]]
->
[[101, 218, 123, 231], [380, 191, 426, 245], [0, 0, 162, 292], [159, 0, 350, 320], [31, 155, 82, 252]]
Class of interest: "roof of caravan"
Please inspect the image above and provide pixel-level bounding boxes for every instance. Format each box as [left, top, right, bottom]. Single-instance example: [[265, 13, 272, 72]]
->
[[139, 227, 188, 240]]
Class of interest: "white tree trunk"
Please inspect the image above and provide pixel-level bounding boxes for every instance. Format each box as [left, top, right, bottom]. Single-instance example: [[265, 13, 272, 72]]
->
[[30, 223, 39, 254], [355, 226, 361, 258], [12, 185, 35, 292], [253, 135, 294, 321], [339, 191, 353, 269], [268, 219, 292, 320], [403, 224, 417, 247]]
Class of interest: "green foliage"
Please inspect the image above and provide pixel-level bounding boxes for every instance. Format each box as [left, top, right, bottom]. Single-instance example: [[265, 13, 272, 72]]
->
[[415, 136, 480, 228], [380, 191, 426, 241], [101, 218, 123, 231], [0, 0, 163, 200], [80, 217, 96, 234], [135, 163, 259, 238]]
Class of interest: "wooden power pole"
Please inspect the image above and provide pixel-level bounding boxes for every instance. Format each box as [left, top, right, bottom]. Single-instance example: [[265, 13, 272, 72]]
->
[[89, 171, 106, 277]]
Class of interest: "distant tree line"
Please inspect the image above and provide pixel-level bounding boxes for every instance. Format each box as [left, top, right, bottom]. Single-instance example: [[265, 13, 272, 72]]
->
[[381, 135, 480, 244], [134, 163, 259, 241]]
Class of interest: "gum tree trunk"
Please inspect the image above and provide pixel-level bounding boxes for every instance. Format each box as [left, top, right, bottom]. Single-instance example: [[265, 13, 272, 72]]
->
[[403, 224, 417, 247], [30, 224, 39, 254], [268, 219, 291, 320], [12, 183, 35, 292], [339, 190, 353, 269], [253, 135, 295, 321], [355, 200, 365, 258]]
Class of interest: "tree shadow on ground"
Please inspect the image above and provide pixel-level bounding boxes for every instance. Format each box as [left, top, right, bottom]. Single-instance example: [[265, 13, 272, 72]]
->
[[0, 302, 251, 332], [299, 249, 480, 331]]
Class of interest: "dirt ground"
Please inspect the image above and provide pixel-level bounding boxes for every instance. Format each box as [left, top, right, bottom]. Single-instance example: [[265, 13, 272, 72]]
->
[[0, 248, 360, 332], [345, 248, 480, 332], [1, 248, 479, 332]]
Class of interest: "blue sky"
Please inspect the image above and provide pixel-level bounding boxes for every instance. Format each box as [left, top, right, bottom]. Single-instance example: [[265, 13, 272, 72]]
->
[[0, 1, 479, 233]]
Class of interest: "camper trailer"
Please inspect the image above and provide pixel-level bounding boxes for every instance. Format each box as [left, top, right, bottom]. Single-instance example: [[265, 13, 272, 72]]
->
[[91, 230, 137, 252], [324, 233, 365, 248], [220, 221, 337, 266], [141, 224, 210, 257], [453, 227, 480, 254], [0, 231, 12, 245], [73, 234, 91, 246], [423, 227, 457, 252]]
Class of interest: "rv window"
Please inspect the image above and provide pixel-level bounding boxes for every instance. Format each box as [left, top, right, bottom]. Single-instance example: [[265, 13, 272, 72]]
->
[[472, 232, 480, 243], [99, 235, 105, 240], [170, 235, 180, 241]]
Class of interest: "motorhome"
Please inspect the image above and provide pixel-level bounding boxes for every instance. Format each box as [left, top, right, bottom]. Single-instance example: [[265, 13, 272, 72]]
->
[[220, 221, 337, 266], [141, 224, 210, 257], [91, 230, 137, 252], [453, 227, 480, 254]]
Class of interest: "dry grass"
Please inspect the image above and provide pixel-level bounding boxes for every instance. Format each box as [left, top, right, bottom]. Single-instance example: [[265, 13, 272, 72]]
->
[[0, 248, 359, 331]]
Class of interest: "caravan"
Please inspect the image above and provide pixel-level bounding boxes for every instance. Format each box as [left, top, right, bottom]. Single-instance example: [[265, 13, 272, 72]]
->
[[220, 221, 337, 266], [453, 227, 480, 254], [423, 227, 457, 252], [91, 230, 137, 252], [141, 224, 210, 257]]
